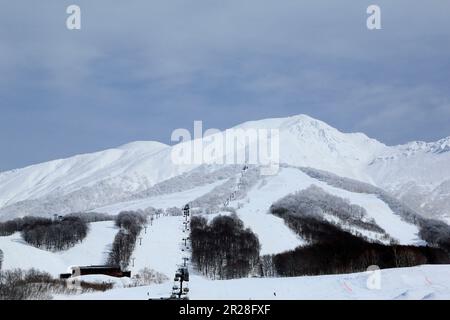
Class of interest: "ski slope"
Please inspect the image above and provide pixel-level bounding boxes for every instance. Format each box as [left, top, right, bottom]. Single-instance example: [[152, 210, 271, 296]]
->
[[129, 216, 183, 289], [294, 168, 422, 245], [0, 221, 116, 276], [57, 265, 450, 300], [0, 114, 445, 300], [233, 169, 307, 255], [233, 167, 421, 249], [315, 182, 422, 245], [94, 181, 224, 214]]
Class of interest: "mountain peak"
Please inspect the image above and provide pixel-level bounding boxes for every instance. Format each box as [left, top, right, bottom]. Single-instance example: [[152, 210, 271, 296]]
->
[[433, 137, 450, 154], [117, 141, 169, 151], [399, 136, 450, 155], [286, 113, 327, 123]]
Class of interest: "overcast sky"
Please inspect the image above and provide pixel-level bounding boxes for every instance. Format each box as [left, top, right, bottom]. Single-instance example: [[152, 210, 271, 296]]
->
[[0, 1, 449, 171]]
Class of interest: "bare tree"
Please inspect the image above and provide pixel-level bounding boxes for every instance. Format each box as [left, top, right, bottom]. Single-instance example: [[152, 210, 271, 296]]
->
[[191, 215, 260, 279], [107, 211, 146, 268], [21, 217, 88, 251]]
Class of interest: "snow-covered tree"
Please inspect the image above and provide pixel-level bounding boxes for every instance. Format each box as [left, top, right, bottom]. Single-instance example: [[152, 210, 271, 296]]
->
[[190, 215, 260, 279], [0, 249, 3, 271]]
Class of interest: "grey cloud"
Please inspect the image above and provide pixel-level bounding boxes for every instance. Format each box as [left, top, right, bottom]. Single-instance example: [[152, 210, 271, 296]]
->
[[0, 0, 449, 170]]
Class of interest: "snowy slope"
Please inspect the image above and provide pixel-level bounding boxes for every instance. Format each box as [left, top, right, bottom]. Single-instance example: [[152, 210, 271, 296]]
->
[[233, 115, 385, 181], [288, 168, 422, 245], [0, 115, 387, 215], [1, 114, 449, 221], [94, 181, 224, 215], [367, 138, 450, 220], [0, 221, 116, 276], [232, 169, 307, 255], [231, 167, 421, 250], [0, 141, 178, 208], [129, 216, 182, 278], [97, 164, 422, 258], [57, 265, 450, 300], [1, 114, 449, 301]]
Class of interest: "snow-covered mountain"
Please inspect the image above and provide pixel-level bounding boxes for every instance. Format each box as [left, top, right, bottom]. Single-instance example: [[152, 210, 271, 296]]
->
[[368, 137, 450, 221], [1, 115, 450, 300], [0, 114, 449, 222], [0, 141, 171, 207], [233, 115, 386, 181]]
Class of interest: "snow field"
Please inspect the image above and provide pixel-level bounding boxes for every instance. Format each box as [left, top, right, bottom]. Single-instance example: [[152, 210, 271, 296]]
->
[[57, 265, 450, 300], [0, 221, 117, 277]]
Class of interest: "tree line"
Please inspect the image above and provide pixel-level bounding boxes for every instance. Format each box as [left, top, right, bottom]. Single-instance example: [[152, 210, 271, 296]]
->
[[0, 268, 112, 300], [299, 166, 450, 251], [268, 208, 450, 277], [64, 212, 114, 223], [21, 217, 88, 251], [107, 211, 147, 268], [0, 216, 50, 236], [0, 216, 88, 251], [190, 215, 260, 279], [0, 212, 111, 237], [271, 185, 387, 236]]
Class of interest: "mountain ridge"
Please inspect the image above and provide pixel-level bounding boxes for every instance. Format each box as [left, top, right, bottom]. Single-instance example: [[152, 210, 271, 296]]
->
[[0, 114, 449, 222]]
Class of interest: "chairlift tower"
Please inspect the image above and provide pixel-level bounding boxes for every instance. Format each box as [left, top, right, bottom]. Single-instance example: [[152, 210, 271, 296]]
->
[[171, 266, 190, 299], [169, 203, 192, 299]]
